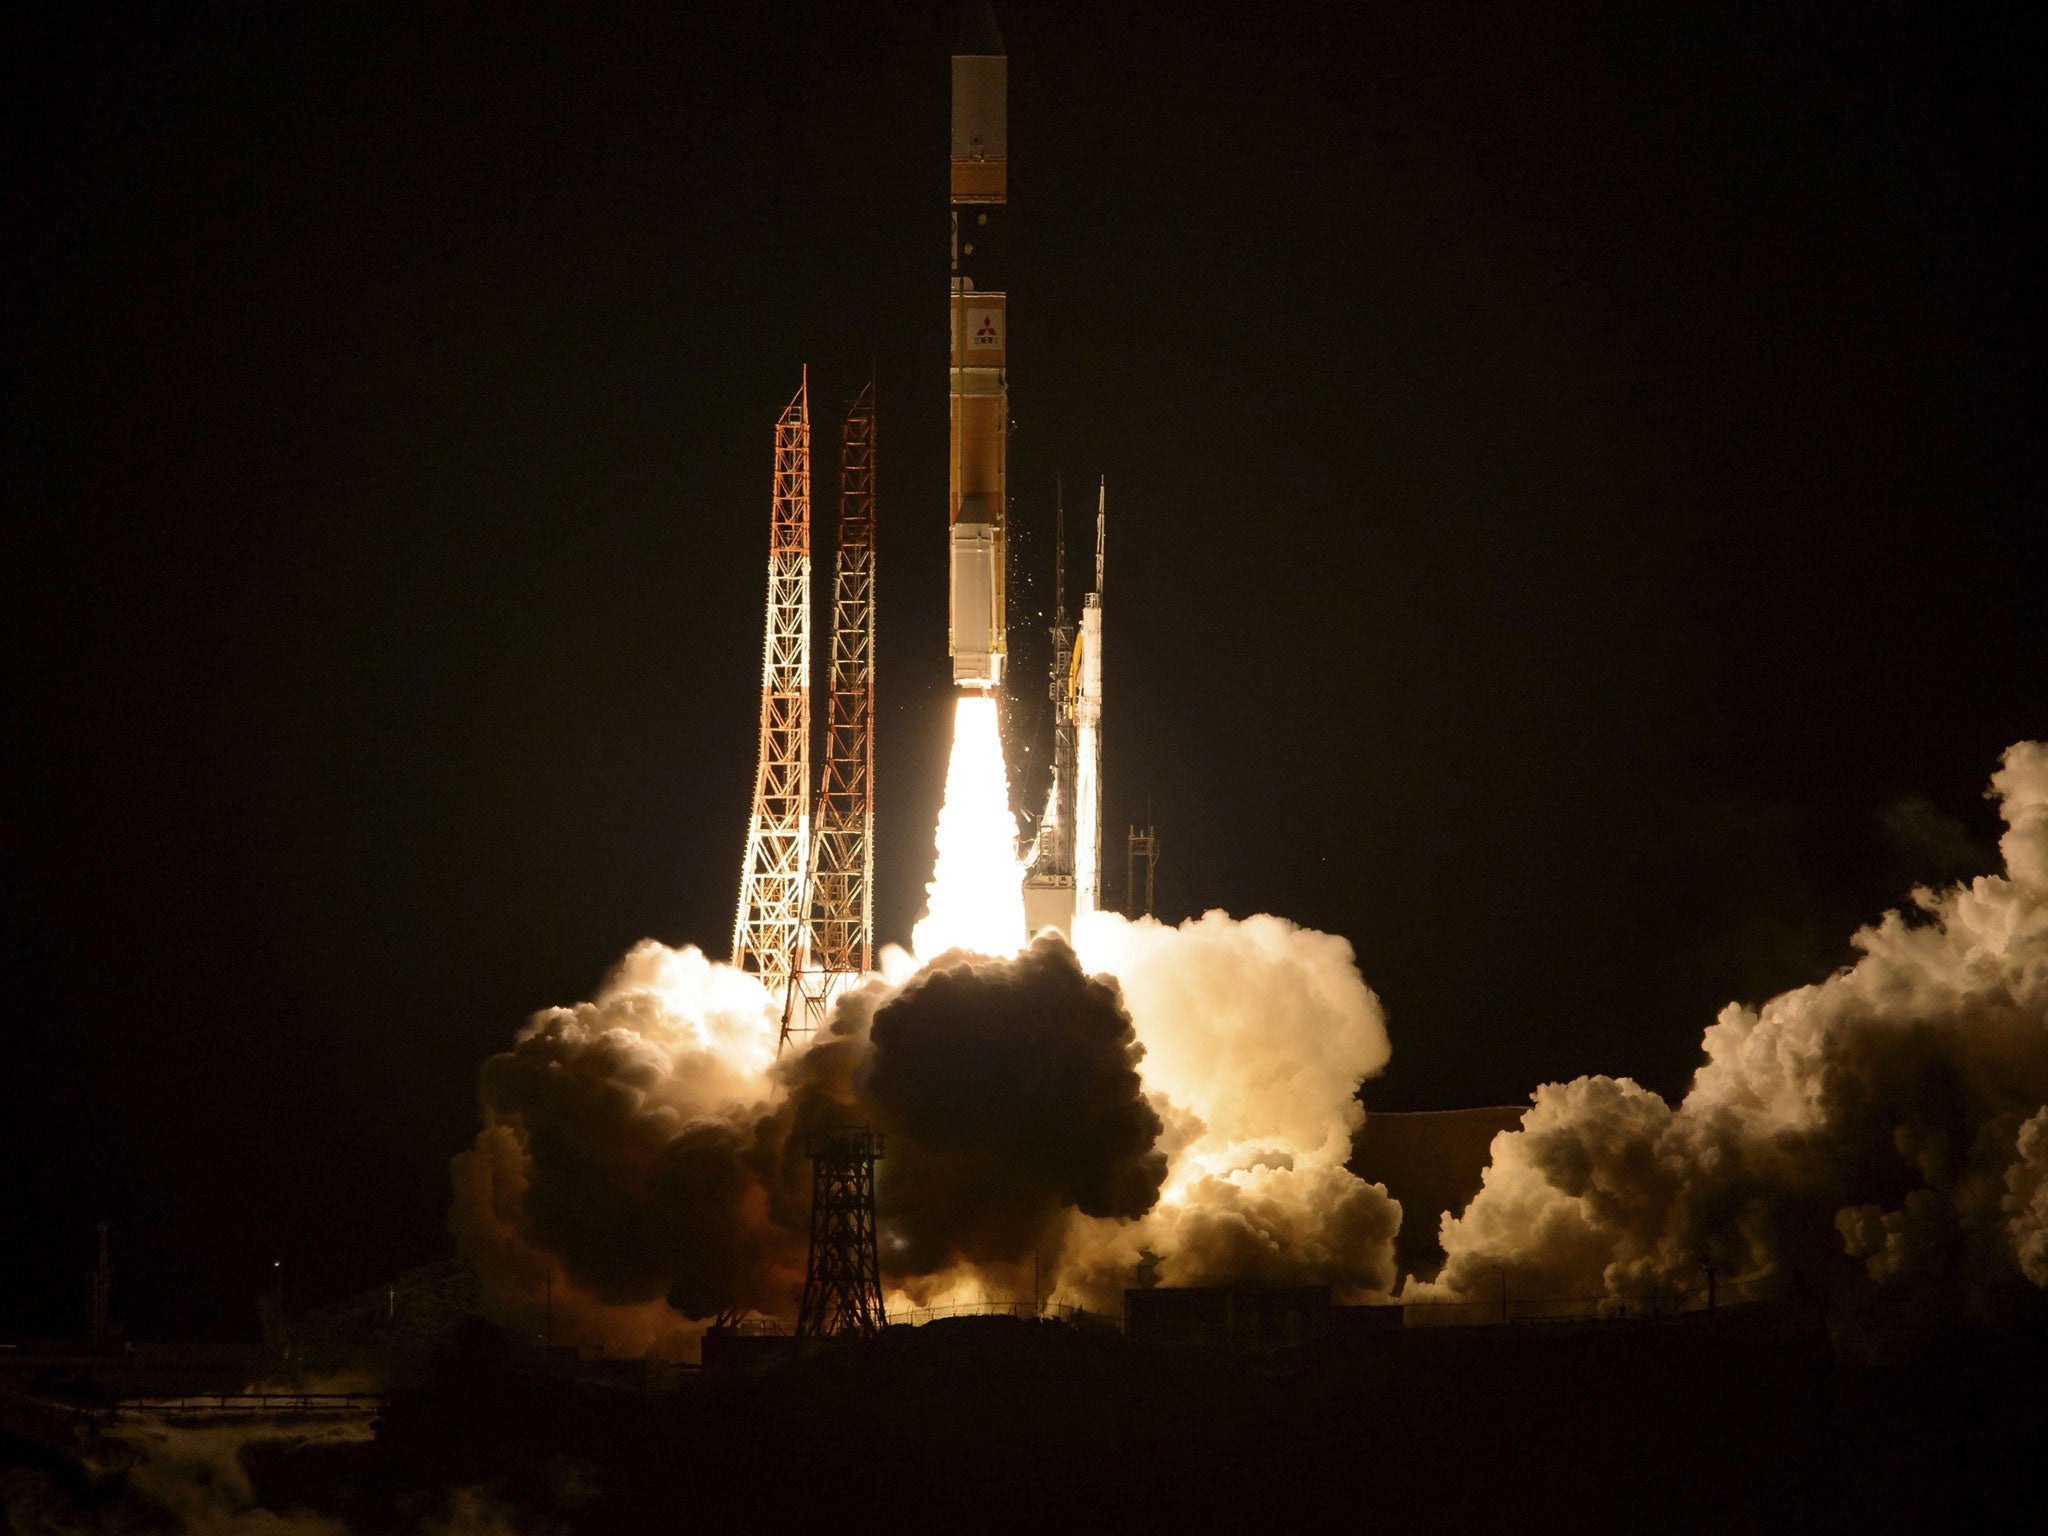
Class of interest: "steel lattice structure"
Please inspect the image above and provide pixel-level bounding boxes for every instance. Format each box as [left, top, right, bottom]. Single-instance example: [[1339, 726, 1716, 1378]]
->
[[784, 383, 878, 1047], [795, 1126, 887, 1338], [1126, 824, 1157, 917], [733, 374, 812, 999]]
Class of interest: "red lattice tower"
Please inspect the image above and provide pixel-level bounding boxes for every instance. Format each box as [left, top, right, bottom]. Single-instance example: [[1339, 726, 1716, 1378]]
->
[[784, 382, 877, 1048], [733, 373, 812, 998]]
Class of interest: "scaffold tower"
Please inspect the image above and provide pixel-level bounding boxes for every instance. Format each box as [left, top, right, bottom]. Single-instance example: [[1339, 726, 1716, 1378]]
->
[[783, 382, 878, 1049], [796, 1126, 887, 1338], [733, 373, 813, 999], [1126, 824, 1158, 917]]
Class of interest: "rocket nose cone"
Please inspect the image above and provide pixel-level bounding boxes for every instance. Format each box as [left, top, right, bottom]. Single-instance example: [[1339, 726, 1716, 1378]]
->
[[955, 0, 1005, 57]]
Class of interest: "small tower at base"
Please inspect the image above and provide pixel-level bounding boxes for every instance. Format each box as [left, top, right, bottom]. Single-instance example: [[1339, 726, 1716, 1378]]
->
[[796, 1126, 888, 1338]]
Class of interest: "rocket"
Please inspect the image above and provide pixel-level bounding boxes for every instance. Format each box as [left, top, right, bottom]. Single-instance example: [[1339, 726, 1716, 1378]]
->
[[1023, 478, 1105, 936], [1073, 483, 1104, 918], [948, 3, 1008, 691]]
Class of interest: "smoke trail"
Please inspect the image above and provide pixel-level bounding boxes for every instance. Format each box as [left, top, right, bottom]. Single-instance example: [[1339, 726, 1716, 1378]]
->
[[911, 693, 1026, 960], [1416, 741, 2048, 1346]]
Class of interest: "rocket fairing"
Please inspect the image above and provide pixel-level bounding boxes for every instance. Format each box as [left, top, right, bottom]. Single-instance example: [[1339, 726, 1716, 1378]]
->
[[949, 3, 1008, 691]]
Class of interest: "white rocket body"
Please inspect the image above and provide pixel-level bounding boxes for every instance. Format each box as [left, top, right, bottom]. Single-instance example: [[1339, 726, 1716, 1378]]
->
[[1074, 605, 1102, 918]]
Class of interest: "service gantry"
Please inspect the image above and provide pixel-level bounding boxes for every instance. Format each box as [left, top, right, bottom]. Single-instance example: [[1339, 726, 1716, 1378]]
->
[[733, 373, 813, 999], [783, 382, 879, 1047]]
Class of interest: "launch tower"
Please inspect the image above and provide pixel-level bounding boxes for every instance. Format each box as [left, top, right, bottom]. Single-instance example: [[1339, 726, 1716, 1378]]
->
[[1126, 824, 1157, 918], [733, 375, 813, 999], [796, 1126, 888, 1338], [784, 384, 879, 1048]]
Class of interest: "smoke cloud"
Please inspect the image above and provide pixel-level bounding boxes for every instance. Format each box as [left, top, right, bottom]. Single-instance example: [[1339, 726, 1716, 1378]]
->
[[846, 935, 1166, 1273], [1416, 741, 2048, 1345], [1068, 911, 1401, 1298], [449, 944, 795, 1355], [452, 912, 1401, 1343], [456, 740, 2048, 1352]]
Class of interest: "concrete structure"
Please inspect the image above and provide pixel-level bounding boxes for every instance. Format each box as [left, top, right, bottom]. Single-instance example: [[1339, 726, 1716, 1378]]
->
[[1123, 1286, 1331, 1351], [1349, 1106, 1528, 1279]]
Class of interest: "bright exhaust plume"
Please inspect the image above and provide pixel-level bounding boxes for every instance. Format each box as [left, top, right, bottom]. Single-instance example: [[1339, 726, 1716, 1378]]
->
[[912, 693, 1026, 961]]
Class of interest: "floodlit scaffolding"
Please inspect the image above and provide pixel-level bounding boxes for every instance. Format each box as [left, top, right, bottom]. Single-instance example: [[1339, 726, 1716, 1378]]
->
[[784, 383, 878, 1048], [733, 374, 813, 1000]]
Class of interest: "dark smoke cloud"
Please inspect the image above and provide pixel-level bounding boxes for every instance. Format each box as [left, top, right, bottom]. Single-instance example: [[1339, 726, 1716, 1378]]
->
[[451, 934, 1166, 1344], [851, 934, 1166, 1273], [476, 1012, 790, 1318]]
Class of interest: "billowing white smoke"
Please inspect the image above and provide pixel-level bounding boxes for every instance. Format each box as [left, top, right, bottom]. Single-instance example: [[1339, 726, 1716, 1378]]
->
[[1417, 741, 2048, 1342], [1059, 911, 1400, 1299], [452, 908, 1403, 1345]]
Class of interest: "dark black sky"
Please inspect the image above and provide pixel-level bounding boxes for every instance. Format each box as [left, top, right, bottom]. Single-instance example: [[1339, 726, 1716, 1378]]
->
[[6, 0, 2043, 1339]]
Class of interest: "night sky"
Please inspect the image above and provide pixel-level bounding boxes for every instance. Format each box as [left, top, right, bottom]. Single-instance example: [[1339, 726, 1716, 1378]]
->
[[7, 1, 2042, 1340]]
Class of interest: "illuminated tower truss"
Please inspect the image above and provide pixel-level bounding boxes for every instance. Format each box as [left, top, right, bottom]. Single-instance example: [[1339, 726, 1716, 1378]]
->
[[784, 383, 877, 1049], [733, 374, 812, 999]]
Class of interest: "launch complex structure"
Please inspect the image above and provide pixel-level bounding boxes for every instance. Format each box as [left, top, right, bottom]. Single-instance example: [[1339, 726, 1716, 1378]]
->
[[731, 374, 878, 1047], [731, 6, 1107, 1041]]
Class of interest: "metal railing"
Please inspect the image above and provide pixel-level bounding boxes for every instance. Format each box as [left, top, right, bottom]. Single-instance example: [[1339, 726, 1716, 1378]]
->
[[112, 1392, 386, 1418], [1396, 1285, 1740, 1327], [888, 1300, 1106, 1328]]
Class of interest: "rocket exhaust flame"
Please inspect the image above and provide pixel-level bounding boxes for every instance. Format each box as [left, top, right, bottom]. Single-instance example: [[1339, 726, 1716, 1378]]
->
[[912, 693, 1027, 960]]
